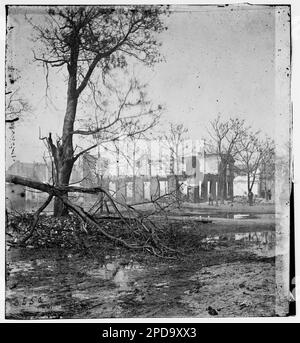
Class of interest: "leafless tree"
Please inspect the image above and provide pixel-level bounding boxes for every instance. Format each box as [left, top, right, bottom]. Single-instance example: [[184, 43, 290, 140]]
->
[[234, 133, 275, 204], [162, 123, 188, 175], [22, 5, 168, 216], [159, 123, 188, 204], [258, 140, 276, 200], [206, 115, 248, 203]]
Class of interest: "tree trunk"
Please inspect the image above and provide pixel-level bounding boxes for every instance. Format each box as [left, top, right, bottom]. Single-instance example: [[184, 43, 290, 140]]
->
[[53, 158, 74, 216], [53, 72, 78, 217], [132, 143, 136, 202], [218, 160, 226, 204], [247, 174, 251, 205]]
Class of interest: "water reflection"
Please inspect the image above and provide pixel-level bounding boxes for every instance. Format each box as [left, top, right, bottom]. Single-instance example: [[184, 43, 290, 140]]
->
[[182, 210, 275, 220], [234, 231, 276, 244], [201, 231, 277, 256], [201, 230, 275, 242]]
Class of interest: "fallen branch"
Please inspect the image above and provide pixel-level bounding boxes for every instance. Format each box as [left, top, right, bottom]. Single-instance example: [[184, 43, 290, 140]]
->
[[58, 193, 151, 250], [5, 117, 20, 123], [19, 194, 53, 245], [6, 174, 178, 257]]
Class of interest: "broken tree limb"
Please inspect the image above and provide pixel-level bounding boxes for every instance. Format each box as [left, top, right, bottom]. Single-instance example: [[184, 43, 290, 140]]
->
[[57, 193, 153, 251], [6, 174, 177, 257], [19, 194, 53, 245], [6, 174, 57, 193], [5, 117, 19, 123]]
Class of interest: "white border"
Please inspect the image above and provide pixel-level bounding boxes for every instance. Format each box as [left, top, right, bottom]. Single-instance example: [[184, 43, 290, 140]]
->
[[0, 0, 299, 323]]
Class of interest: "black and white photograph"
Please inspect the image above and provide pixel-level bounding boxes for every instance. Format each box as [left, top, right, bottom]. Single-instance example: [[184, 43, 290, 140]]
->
[[3, 2, 294, 320]]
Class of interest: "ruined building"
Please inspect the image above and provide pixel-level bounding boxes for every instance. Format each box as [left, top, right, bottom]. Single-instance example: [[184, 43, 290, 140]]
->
[[82, 138, 234, 204], [6, 138, 236, 212]]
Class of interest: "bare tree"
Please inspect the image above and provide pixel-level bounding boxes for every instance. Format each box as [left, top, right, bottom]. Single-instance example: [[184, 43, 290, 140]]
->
[[206, 116, 248, 203], [258, 140, 276, 200], [24, 5, 168, 216], [162, 123, 188, 175], [74, 75, 161, 156], [234, 133, 275, 204], [113, 134, 144, 203], [160, 123, 188, 204]]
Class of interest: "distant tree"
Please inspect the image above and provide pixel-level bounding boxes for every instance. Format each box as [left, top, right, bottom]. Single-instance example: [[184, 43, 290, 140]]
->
[[162, 123, 188, 175], [234, 133, 275, 204], [111, 131, 147, 203], [23, 5, 168, 216], [206, 116, 247, 203], [159, 123, 188, 204], [258, 140, 276, 200]]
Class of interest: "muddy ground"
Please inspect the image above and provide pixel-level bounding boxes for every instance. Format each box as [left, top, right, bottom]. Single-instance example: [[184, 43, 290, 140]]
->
[[5, 208, 285, 319]]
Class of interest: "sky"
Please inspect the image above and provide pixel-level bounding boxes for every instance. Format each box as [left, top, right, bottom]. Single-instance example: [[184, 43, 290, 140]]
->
[[144, 5, 276, 138], [5, 4, 283, 166]]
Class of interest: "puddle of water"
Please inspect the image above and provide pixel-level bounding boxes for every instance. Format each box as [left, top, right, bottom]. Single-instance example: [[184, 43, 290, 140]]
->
[[180, 208, 275, 220], [201, 230, 276, 243], [197, 213, 258, 219], [5, 228, 279, 319], [201, 231, 277, 256]]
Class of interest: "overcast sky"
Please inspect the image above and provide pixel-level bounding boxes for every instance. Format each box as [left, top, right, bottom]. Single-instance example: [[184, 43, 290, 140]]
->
[[147, 5, 275, 131], [6, 4, 283, 165]]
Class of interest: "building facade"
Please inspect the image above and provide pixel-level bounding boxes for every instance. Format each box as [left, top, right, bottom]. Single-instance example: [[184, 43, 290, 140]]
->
[[82, 138, 234, 203], [6, 138, 236, 212]]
